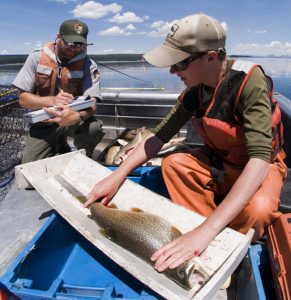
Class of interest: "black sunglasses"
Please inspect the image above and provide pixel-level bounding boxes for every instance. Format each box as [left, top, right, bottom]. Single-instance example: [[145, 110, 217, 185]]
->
[[61, 37, 85, 48], [171, 52, 207, 71]]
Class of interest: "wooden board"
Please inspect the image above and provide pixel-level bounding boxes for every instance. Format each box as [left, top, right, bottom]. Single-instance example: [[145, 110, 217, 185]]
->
[[15, 150, 254, 300]]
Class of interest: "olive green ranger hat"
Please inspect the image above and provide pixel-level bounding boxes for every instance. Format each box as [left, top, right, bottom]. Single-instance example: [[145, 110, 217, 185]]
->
[[59, 19, 88, 44]]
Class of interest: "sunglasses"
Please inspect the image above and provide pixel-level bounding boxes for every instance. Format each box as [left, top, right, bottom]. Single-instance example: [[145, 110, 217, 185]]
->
[[61, 37, 85, 49], [171, 52, 207, 71]]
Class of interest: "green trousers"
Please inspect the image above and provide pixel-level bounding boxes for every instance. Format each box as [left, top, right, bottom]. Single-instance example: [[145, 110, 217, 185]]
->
[[22, 116, 104, 163]]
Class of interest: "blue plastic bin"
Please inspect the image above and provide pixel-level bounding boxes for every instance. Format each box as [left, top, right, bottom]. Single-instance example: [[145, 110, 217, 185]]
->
[[0, 213, 161, 300], [248, 244, 276, 300]]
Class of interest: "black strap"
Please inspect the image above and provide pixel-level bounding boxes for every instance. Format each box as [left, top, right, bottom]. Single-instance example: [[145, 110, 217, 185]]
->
[[208, 149, 225, 183], [271, 123, 283, 161]]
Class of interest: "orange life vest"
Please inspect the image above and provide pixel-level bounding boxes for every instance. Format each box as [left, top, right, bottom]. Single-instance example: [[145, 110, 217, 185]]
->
[[35, 42, 86, 97], [189, 60, 283, 167]]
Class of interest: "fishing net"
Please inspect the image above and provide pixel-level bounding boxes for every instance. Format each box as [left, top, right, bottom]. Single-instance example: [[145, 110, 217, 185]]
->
[[0, 85, 28, 204]]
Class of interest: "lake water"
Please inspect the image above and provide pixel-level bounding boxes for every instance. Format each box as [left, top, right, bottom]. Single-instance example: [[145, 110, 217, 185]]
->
[[1, 56, 291, 99]]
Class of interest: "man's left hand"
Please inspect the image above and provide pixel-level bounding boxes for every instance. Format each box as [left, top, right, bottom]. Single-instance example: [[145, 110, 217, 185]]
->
[[44, 104, 80, 126]]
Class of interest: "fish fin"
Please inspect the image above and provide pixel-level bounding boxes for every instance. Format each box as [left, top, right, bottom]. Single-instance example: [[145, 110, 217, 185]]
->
[[99, 228, 113, 240], [108, 203, 118, 209], [117, 139, 128, 146], [131, 208, 144, 213], [171, 226, 182, 236]]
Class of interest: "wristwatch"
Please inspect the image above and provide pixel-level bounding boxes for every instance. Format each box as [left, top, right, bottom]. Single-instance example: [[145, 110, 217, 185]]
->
[[78, 112, 86, 125]]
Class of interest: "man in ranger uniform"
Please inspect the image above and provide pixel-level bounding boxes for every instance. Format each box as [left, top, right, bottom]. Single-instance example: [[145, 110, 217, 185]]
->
[[84, 13, 287, 273], [13, 19, 104, 163]]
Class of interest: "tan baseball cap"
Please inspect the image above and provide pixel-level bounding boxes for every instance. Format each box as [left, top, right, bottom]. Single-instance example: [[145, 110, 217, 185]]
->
[[143, 13, 226, 67]]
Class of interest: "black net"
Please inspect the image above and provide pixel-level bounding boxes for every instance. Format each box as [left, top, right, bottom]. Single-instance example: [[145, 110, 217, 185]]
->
[[0, 86, 28, 204]]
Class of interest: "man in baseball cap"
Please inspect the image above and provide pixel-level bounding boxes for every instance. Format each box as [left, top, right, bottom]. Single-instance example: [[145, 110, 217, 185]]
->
[[86, 12, 286, 277]]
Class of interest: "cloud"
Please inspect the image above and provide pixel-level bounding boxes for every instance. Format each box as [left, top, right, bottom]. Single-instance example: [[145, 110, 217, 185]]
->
[[98, 24, 137, 36], [98, 26, 126, 36], [24, 41, 42, 48], [221, 21, 228, 32], [229, 41, 291, 56], [255, 30, 267, 34], [126, 24, 136, 31], [100, 48, 115, 54], [48, 0, 77, 3], [1, 50, 9, 54], [247, 28, 268, 34], [35, 41, 43, 47], [148, 19, 178, 37], [96, 48, 138, 54], [150, 20, 165, 29], [72, 1, 122, 19], [109, 12, 144, 24]]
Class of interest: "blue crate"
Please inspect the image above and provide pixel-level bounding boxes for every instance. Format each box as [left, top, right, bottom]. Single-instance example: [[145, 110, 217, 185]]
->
[[248, 244, 276, 300], [107, 166, 169, 199], [0, 213, 161, 300]]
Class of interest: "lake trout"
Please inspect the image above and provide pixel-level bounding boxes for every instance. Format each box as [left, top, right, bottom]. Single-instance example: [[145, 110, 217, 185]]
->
[[89, 203, 210, 290], [113, 127, 151, 165], [104, 145, 121, 164]]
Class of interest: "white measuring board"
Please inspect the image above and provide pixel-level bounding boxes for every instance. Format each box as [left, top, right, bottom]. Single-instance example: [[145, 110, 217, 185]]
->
[[15, 151, 254, 300]]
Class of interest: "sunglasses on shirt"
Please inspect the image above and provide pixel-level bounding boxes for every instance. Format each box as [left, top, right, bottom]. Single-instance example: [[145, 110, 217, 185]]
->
[[171, 52, 207, 71]]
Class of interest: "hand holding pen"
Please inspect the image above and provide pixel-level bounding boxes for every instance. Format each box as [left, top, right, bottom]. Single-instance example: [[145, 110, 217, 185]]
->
[[54, 88, 74, 106], [42, 89, 79, 126]]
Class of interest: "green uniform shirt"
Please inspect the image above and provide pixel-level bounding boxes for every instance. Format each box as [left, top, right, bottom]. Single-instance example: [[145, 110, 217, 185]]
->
[[153, 60, 273, 162]]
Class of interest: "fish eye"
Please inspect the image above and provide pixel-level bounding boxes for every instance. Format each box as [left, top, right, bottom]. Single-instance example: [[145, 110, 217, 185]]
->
[[177, 267, 186, 279]]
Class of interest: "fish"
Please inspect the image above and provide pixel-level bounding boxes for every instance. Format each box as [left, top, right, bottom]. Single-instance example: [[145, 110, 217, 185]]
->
[[123, 129, 138, 141], [104, 145, 121, 164], [89, 203, 211, 290], [112, 128, 188, 165], [113, 127, 151, 165]]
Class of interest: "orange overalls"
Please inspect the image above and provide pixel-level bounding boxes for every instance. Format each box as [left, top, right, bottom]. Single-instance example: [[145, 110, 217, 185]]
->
[[162, 60, 287, 240]]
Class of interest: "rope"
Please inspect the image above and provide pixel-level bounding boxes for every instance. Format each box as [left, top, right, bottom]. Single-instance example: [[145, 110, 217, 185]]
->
[[97, 62, 154, 86], [0, 88, 17, 98]]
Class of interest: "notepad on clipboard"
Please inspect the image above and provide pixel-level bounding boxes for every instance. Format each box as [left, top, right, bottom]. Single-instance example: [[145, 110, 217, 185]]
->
[[24, 96, 95, 124]]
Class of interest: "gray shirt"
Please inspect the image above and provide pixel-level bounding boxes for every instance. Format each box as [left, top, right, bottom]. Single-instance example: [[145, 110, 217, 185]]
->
[[13, 47, 102, 100]]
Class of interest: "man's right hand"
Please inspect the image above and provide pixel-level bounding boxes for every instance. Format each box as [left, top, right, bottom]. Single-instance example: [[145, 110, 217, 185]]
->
[[54, 90, 74, 106], [84, 172, 125, 208]]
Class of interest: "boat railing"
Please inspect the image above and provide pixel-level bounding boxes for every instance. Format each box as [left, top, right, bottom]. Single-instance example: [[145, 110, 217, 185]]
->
[[97, 92, 183, 139]]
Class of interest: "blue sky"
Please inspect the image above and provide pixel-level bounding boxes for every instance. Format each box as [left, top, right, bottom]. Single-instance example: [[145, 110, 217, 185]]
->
[[1, 0, 291, 56]]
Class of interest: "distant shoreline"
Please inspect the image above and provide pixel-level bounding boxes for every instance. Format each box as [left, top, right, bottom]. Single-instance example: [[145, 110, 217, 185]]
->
[[0, 54, 145, 65], [0, 54, 291, 65]]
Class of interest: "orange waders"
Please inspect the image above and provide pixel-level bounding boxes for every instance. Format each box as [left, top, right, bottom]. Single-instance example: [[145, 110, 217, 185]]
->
[[161, 148, 287, 240]]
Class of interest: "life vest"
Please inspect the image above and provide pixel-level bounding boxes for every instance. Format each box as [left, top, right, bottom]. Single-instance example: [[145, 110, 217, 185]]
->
[[35, 42, 86, 96], [188, 60, 283, 167]]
